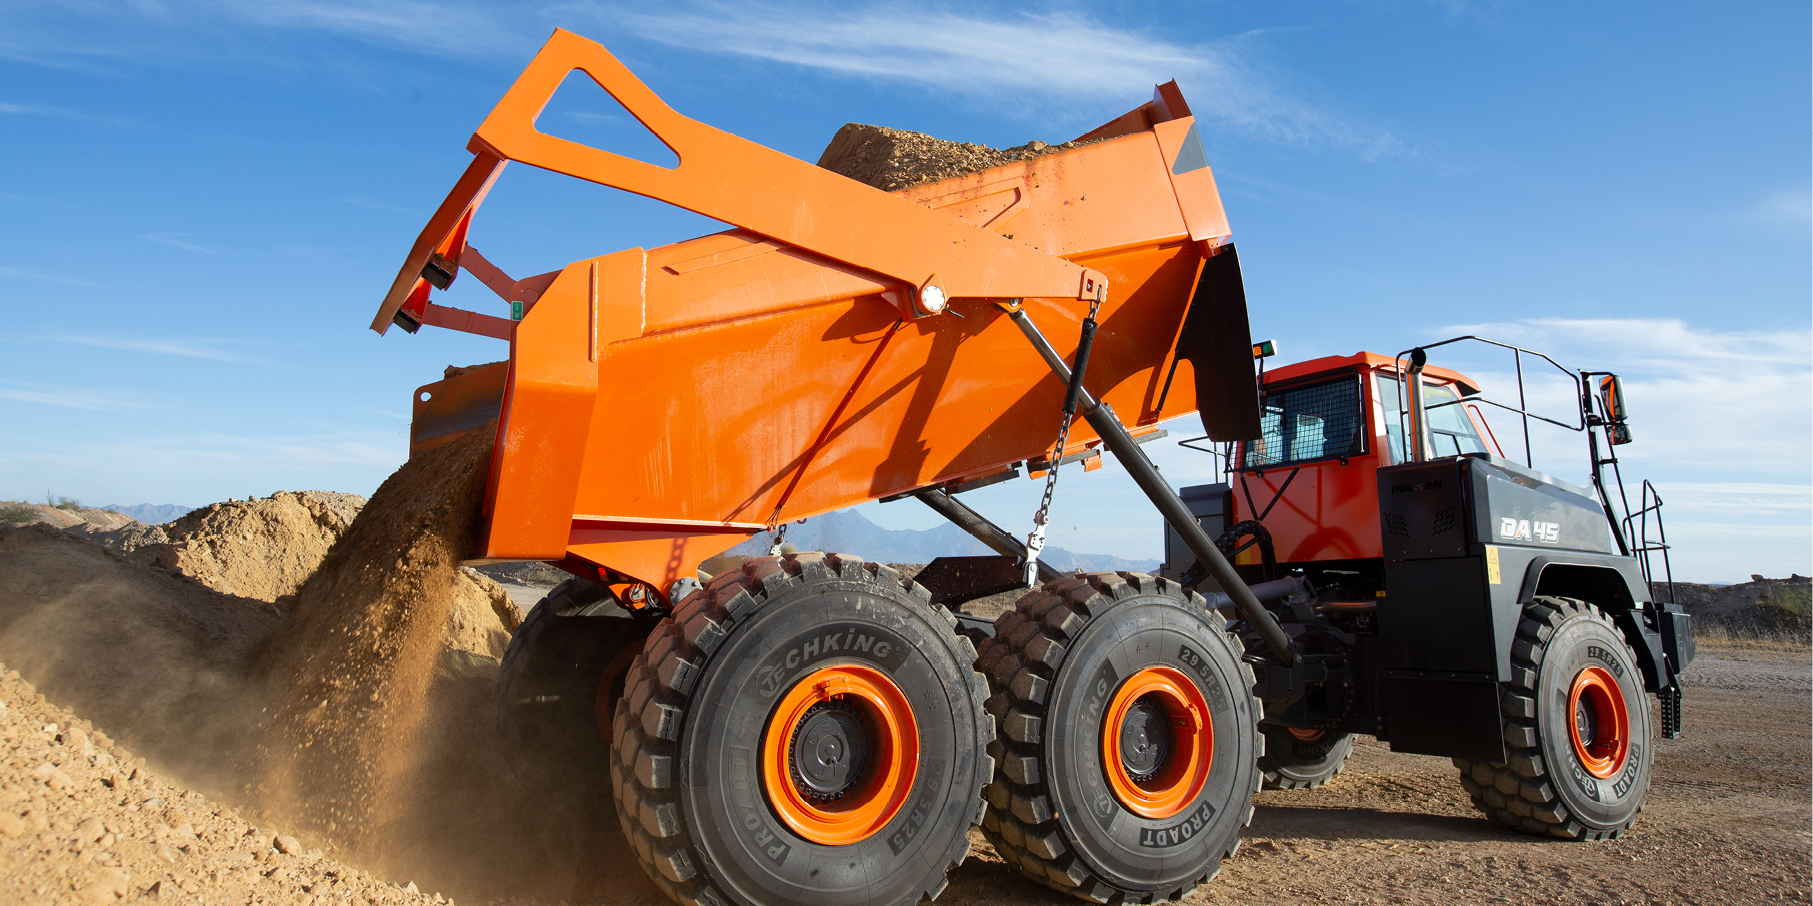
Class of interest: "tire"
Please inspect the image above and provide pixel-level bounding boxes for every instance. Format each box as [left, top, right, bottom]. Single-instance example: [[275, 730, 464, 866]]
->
[[976, 572, 1261, 903], [1454, 596, 1652, 840], [495, 577, 652, 813], [610, 553, 993, 906], [1258, 726, 1354, 790]]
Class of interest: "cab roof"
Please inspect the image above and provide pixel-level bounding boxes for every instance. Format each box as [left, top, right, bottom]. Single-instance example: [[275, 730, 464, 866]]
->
[[1260, 351, 1481, 396]]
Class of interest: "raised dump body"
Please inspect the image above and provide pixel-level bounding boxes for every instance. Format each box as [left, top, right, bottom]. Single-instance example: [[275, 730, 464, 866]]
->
[[377, 29, 1260, 599]]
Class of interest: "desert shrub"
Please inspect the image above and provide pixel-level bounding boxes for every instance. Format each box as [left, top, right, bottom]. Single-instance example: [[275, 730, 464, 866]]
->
[[0, 501, 37, 524], [45, 493, 81, 511]]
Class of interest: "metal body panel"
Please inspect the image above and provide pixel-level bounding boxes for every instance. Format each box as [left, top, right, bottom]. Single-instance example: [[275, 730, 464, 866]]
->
[[1160, 483, 1229, 585], [380, 30, 1248, 592]]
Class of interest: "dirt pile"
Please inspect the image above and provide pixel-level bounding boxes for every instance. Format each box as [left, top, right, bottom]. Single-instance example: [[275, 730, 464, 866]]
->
[[1, 503, 138, 533], [0, 664, 451, 905], [131, 491, 366, 603], [817, 123, 1096, 192], [1664, 574, 1811, 636], [0, 439, 554, 902]]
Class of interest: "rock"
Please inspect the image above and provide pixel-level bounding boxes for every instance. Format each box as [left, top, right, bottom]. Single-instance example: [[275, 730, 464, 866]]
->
[[817, 122, 1100, 193], [76, 816, 106, 841], [31, 761, 73, 791], [0, 811, 24, 837], [275, 834, 301, 854], [77, 868, 129, 904]]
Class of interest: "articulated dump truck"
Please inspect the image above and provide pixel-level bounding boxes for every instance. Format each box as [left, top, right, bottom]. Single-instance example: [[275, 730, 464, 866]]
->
[[371, 29, 1693, 906]]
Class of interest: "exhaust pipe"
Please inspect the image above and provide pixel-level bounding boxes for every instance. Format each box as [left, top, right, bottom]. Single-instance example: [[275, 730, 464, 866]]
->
[[1406, 347, 1430, 462]]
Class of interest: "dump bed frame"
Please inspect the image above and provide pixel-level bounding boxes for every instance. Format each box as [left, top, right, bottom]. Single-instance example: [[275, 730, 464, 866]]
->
[[378, 29, 1261, 600]]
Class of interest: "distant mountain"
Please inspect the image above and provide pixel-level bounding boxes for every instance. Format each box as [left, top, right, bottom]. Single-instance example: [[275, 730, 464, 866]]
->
[[724, 508, 1160, 573], [103, 503, 195, 525]]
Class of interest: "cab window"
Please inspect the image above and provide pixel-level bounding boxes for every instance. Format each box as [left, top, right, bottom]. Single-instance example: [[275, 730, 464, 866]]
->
[[1241, 375, 1365, 470], [1378, 374, 1489, 463]]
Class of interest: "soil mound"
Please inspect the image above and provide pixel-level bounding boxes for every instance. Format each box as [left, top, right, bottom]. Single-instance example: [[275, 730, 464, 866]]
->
[[1666, 574, 1811, 637], [0, 444, 557, 902], [0, 523, 280, 780], [135, 492, 367, 603], [818, 123, 1096, 192], [0, 663, 449, 905]]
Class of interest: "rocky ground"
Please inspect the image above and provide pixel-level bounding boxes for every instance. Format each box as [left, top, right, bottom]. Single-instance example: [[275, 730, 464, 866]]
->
[[0, 498, 1805, 905]]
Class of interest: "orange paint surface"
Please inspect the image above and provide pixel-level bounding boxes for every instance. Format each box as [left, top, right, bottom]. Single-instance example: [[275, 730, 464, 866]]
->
[[385, 30, 1239, 593]]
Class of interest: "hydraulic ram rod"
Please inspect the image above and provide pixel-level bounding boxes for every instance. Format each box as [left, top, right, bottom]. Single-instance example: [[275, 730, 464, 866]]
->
[[1007, 306, 1298, 664]]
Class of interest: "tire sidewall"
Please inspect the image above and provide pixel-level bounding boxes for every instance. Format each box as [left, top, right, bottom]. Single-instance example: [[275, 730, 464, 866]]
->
[[1534, 611, 1651, 830], [1259, 726, 1353, 784], [678, 578, 981, 906], [497, 589, 643, 798], [1044, 594, 1257, 890]]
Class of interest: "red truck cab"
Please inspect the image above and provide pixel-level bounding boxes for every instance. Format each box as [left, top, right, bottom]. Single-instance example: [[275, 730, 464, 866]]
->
[[1170, 352, 1501, 600]]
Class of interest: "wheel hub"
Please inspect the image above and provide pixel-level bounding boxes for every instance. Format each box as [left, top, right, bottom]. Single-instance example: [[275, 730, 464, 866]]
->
[[788, 698, 871, 803], [761, 664, 920, 845], [1117, 695, 1172, 783], [1566, 665, 1630, 779], [1100, 666, 1213, 819]]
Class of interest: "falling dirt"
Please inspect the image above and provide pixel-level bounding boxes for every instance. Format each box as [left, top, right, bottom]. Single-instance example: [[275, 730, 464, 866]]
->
[[249, 426, 494, 856], [817, 123, 1098, 192]]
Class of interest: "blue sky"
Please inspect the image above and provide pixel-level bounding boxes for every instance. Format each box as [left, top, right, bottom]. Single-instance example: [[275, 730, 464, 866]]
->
[[1, 1, 1806, 582]]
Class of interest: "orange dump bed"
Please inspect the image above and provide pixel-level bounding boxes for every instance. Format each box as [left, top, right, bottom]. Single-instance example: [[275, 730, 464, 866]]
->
[[376, 29, 1255, 600]]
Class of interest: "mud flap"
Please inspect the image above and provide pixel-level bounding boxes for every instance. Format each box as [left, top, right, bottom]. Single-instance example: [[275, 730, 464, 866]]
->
[[1174, 245, 1261, 442], [913, 555, 1025, 609]]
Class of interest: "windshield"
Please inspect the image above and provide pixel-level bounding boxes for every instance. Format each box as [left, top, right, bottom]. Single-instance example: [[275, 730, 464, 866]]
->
[[1378, 374, 1489, 464], [1242, 375, 1365, 469]]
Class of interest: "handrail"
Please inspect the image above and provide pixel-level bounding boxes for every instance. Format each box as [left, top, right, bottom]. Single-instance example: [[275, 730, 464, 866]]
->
[[1393, 335, 1583, 468]]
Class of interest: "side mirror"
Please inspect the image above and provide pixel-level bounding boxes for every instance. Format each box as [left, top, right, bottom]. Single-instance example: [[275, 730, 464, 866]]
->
[[1598, 374, 1628, 423], [1598, 375, 1632, 445]]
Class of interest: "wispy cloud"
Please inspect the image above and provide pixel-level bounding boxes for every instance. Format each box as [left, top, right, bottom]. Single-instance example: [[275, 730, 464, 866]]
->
[[0, 101, 125, 125], [612, 3, 1399, 153], [29, 332, 276, 365], [1656, 483, 1811, 516], [1428, 318, 1812, 480], [0, 265, 102, 286], [0, 2, 1397, 155], [1746, 186, 1812, 226], [0, 380, 146, 413], [138, 231, 214, 253]]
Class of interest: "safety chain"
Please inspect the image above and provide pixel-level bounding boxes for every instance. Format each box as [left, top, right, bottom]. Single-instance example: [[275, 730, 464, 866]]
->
[[1024, 293, 1104, 586]]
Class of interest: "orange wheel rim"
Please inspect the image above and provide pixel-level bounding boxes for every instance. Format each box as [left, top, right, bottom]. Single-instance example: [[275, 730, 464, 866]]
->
[[1101, 666, 1213, 819], [1567, 665, 1629, 779], [761, 664, 919, 845], [1286, 727, 1325, 742]]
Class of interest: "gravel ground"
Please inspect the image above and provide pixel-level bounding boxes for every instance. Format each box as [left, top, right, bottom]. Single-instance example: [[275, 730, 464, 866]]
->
[[4, 582, 1803, 906], [0, 665, 446, 905]]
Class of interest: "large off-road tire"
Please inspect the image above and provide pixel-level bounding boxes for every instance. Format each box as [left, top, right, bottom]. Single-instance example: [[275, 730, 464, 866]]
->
[[1258, 726, 1354, 790], [1454, 596, 1652, 840], [977, 572, 1261, 903], [610, 553, 993, 906], [495, 577, 652, 814]]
